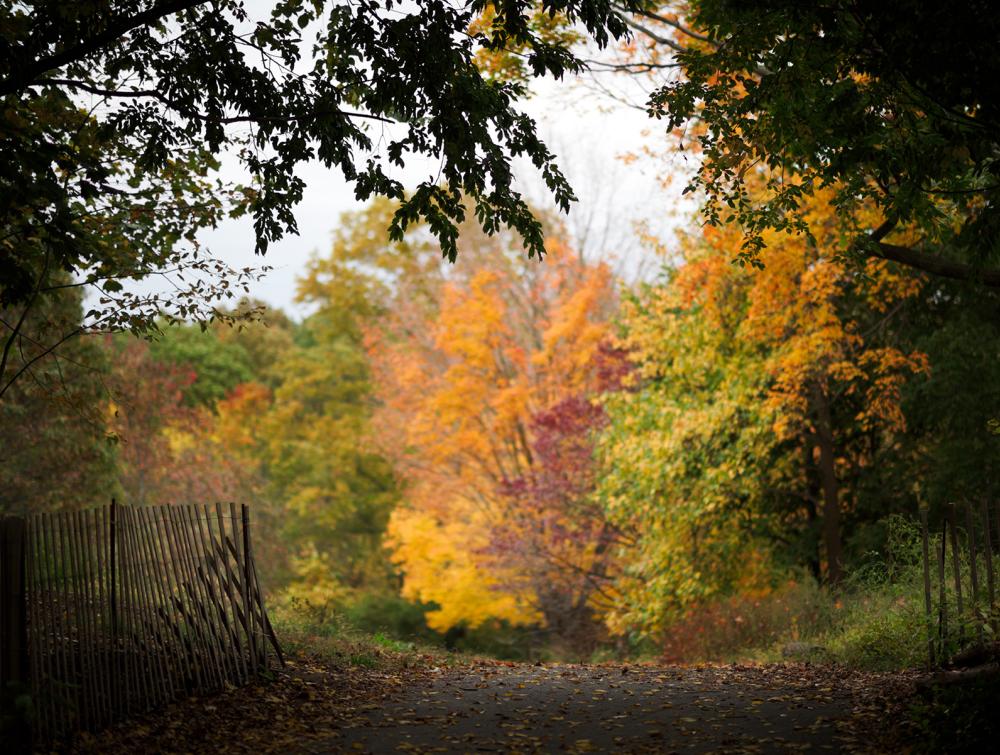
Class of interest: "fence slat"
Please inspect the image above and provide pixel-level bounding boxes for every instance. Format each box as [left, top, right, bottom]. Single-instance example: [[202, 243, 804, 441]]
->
[[38, 517, 55, 742], [228, 502, 254, 674], [25, 518, 46, 741], [80, 510, 110, 728], [1, 518, 27, 689], [177, 505, 229, 688], [42, 513, 70, 733], [214, 503, 249, 683], [937, 518, 949, 660], [190, 511, 231, 670], [67, 511, 94, 730], [8, 502, 281, 745], [964, 503, 984, 645], [132, 506, 174, 707], [947, 503, 965, 645], [133, 506, 183, 701], [244, 508, 284, 667], [985, 500, 997, 634], [920, 508, 935, 667], [170, 506, 221, 691]]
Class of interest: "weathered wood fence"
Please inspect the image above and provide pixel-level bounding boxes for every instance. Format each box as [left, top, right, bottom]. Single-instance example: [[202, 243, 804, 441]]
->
[[0, 501, 282, 743], [920, 501, 999, 667]]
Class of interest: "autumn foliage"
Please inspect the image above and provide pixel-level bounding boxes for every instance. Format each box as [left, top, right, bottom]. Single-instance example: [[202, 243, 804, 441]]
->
[[368, 235, 624, 651], [8, 186, 1000, 661]]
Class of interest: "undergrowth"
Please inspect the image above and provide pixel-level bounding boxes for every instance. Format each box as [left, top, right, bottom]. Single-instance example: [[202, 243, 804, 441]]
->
[[273, 514, 996, 675], [662, 515, 988, 671], [905, 676, 1000, 753], [270, 598, 474, 672]]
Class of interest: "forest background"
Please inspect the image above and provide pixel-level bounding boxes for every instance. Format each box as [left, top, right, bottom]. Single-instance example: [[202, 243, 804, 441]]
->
[[3, 0, 999, 670]]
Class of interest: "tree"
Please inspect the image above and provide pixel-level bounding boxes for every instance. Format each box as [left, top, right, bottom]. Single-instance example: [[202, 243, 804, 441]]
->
[[628, 1, 1000, 285], [0, 279, 116, 514], [598, 192, 930, 636], [489, 351, 631, 654], [106, 337, 198, 505], [0, 0, 640, 397], [366, 221, 622, 643], [264, 210, 404, 605], [147, 323, 254, 408]]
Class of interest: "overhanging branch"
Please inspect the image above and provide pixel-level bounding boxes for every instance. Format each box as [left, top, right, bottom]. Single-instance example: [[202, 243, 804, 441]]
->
[[864, 219, 1000, 288], [0, 0, 207, 97], [875, 241, 1000, 288]]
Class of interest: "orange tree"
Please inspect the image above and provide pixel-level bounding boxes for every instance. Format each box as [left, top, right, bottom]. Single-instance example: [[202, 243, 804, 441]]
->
[[350, 211, 625, 650]]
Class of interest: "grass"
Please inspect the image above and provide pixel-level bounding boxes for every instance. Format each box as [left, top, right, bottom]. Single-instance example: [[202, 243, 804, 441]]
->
[[659, 515, 994, 672], [269, 598, 474, 673]]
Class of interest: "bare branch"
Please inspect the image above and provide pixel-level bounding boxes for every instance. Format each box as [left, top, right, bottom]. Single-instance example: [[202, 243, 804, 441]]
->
[[632, 8, 714, 44], [0, 248, 50, 387], [614, 12, 687, 53]]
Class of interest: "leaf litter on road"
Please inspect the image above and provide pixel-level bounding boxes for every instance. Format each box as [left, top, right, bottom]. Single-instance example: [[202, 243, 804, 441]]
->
[[67, 656, 920, 754]]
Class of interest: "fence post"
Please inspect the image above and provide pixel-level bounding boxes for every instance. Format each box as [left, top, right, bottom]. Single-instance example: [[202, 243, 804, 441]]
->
[[1, 516, 29, 753], [947, 503, 965, 645], [984, 500, 997, 634], [240, 504, 258, 672], [965, 502, 984, 645], [109, 499, 118, 638], [1, 516, 28, 688], [920, 506, 935, 667], [938, 518, 949, 657]]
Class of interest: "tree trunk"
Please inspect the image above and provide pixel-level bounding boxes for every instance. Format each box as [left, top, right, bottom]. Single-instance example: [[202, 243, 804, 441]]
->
[[812, 384, 844, 585], [802, 444, 822, 582]]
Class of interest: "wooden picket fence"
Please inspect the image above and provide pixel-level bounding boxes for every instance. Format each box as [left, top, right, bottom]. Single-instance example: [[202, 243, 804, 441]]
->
[[0, 501, 282, 743], [920, 501, 1000, 667]]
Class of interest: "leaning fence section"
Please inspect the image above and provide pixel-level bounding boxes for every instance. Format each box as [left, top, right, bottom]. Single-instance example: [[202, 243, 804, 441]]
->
[[1, 501, 282, 743], [920, 501, 1000, 667]]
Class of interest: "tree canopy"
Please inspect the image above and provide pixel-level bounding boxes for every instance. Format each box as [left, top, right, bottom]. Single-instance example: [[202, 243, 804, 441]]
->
[[642, 0, 1000, 285], [0, 0, 636, 311]]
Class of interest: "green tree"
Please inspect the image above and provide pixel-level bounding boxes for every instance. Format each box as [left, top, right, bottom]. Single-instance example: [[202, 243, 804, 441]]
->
[[147, 324, 253, 408], [599, 197, 930, 633], [893, 283, 1000, 509], [640, 0, 1000, 284], [0, 278, 116, 514], [211, 299, 297, 390], [262, 208, 406, 602]]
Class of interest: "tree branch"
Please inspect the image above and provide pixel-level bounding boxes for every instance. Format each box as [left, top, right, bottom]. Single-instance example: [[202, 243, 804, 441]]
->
[[875, 241, 1000, 287], [0, 0, 208, 97], [614, 12, 687, 54], [0, 323, 83, 402], [632, 8, 714, 44], [36, 77, 396, 125], [861, 219, 1000, 288], [0, 248, 50, 393]]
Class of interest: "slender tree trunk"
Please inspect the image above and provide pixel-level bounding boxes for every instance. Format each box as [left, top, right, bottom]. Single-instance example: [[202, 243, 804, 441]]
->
[[812, 383, 844, 585], [802, 444, 822, 582]]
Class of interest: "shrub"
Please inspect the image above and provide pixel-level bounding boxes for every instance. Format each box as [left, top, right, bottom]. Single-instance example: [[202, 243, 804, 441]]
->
[[659, 577, 835, 662]]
